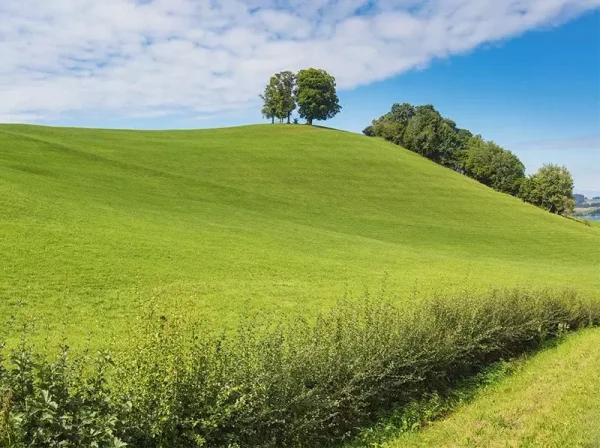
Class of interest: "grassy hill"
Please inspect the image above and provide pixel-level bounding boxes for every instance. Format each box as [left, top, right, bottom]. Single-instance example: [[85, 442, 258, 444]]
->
[[389, 328, 600, 447], [1, 124, 599, 344]]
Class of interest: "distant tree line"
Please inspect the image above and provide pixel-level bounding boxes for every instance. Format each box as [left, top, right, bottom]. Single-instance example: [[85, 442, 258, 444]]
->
[[574, 194, 586, 207], [574, 194, 600, 208], [261, 68, 341, 126], [364, 103, 576, 215]]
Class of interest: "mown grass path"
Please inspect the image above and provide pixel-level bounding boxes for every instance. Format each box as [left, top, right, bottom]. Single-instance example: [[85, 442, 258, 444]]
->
[[388, 328, 600, 448]]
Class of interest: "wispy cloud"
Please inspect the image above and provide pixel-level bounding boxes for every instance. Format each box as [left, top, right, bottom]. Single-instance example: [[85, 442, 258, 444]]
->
[[1, 0, 599, 122]]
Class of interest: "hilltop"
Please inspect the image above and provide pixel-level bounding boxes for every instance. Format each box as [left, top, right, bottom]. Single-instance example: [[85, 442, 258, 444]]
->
[[0, 124, 599, 343]]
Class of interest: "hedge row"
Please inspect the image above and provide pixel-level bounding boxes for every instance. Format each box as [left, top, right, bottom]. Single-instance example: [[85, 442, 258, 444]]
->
[[1, 288, 598, 447]]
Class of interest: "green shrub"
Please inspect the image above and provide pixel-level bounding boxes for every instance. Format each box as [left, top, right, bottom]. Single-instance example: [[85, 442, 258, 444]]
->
[[0, 342, 125, 447], [0, 288, 598, 447]]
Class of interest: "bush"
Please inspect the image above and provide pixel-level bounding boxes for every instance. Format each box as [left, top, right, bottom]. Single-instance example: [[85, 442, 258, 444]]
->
[[0, 343, 125, 447], [522, 164, 575, 215], [362, 125, 375, 137], [1, 288, 598, 447]]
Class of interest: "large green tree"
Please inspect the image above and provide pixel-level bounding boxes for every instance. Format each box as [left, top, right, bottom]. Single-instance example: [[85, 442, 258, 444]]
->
[[522, 164, 575, 215], [275, 71, 296, 124], [295, 68, 341, 125], [464, 136, 525, 196], [367, 103, 467, 170], [260, 77, 280, 124], [402, 105, 462, 167], [368, 103, 415, 144], [260, 71, 298, 124]]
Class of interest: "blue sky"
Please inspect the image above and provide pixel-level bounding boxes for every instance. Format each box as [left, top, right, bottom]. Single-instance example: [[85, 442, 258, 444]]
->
[[332, 10, 600, 196], [1, 0, 599, 195]]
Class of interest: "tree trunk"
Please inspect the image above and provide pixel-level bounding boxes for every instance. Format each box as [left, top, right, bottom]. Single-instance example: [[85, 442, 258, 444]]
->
[[307, 118, 313, 126], [271, 116, 274, 124], [287, 112, 291, 124]]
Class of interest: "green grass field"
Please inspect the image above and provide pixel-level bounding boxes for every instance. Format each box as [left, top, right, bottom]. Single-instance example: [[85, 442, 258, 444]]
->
[[389, 328, 600, 448], [1, 124, 599, 345]]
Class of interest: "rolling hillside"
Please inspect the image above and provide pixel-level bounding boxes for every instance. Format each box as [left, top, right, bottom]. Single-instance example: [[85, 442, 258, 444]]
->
[[0, 124, 599, 344]]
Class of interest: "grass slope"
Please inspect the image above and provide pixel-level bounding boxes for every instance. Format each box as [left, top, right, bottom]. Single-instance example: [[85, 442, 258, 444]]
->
[[0, 124, 599, 343], [388, 328, 600, 448]]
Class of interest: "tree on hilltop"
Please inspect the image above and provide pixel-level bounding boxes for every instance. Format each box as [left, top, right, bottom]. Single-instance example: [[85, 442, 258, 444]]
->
[[295, 68, 341, 125], [260, 71, 297, 124], [260, 68, 341, 125], [276, 71, 296, 124], [260, 77, 279, 124]]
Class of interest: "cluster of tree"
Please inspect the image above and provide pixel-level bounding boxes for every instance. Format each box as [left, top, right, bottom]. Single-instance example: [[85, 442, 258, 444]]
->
[[261, 68, 341, 125], [573, 194, 600, 218], [364, 103, 576, 215]]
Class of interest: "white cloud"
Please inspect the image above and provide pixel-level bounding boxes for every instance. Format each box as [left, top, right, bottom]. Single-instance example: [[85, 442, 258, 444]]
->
[[0, 0, 599, 122]]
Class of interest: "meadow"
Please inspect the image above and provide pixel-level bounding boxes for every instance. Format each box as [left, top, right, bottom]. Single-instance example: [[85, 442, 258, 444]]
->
[[1, 124, 599, 347], [1, 124, 599, 446]]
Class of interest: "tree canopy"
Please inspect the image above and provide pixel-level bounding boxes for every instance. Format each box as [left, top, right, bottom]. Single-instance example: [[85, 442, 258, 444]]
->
[[260, 71, 296, 124], [275, 71, 296, 124], [464, 136, 525, 196], [522, 164, 575, 215], [260, 77, 278, 124], [261, 68, 340, 125], [295, 68, 341, 125]]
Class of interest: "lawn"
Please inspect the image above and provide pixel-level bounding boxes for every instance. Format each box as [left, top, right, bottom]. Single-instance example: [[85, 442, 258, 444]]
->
[[1, 124, 599, 346], [388, 328, 600, 448]]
